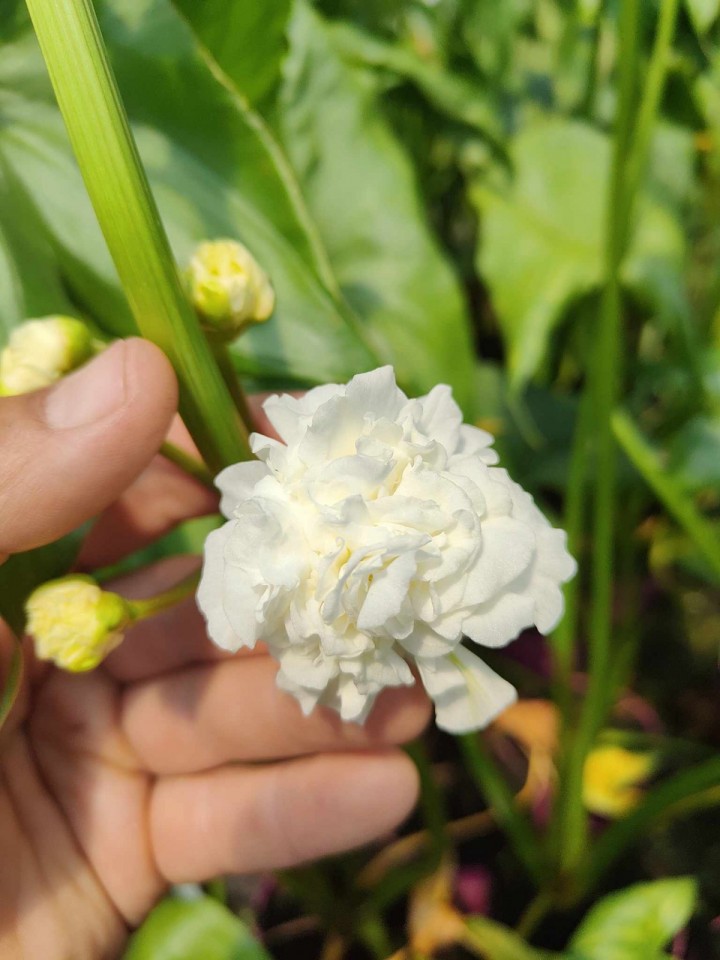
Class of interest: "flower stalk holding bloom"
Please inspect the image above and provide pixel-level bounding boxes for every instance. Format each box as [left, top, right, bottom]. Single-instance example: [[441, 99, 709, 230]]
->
[[198, 366, 576, 734], [26, 571, 199, 672]]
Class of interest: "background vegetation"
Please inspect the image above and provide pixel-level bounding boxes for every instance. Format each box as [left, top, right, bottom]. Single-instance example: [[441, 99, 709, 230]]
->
[[2, 0, 720, 956]]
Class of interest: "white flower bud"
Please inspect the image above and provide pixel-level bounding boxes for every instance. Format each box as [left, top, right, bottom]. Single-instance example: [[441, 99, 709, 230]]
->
[[0, 316, 96, 396], [26, 576, 133, 672], [186, 239, 275, 339]]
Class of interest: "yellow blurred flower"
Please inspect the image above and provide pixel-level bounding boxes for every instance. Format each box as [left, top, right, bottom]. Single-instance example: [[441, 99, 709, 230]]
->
[[583, 744, 655, 818]]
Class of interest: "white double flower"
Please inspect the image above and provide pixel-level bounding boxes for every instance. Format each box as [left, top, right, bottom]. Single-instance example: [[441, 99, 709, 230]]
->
[[198, 367, 576, 733]]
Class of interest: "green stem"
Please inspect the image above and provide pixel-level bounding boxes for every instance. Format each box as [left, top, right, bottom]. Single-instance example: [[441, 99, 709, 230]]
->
[[459, 734, 543, 885], [356, 915, 392, 960], [128, 570, 200, 621], [612, 409, 720, 583], [554, 0, 682, 880], [621, 0, 680, 235], [160, 442, 215, 489], [549, 385, 594, 718], [25, 0, 251, 473], [579, 0, 605, 119], [553, 0, 642, 877], [211, 342, 256, 435], [515, 889, 555, 941], [405, 740, 449, 865]]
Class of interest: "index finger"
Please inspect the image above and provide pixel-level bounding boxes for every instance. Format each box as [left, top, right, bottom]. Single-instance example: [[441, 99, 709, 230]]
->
[[78, 395, 279, 570]]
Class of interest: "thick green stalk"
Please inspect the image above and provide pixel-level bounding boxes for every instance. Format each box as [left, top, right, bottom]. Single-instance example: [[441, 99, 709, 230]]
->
[[25, 0, 250, 473], [554, 0, 681, 878]]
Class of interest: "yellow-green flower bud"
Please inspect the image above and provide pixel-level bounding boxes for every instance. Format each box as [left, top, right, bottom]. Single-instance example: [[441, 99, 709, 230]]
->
[[0, 316, 96, 396], [26, 575, 133, 672], [186, 239, 275, 339]]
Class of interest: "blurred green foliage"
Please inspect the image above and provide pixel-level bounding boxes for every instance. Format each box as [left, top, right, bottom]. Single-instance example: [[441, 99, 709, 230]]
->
[[3, 0, 720, 956]]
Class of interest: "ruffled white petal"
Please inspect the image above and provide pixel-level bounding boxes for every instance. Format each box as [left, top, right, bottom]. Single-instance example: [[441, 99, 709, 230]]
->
[[215, 460, 269, 518], [196, 523, 241, 651], [416, 646, 517, 734]]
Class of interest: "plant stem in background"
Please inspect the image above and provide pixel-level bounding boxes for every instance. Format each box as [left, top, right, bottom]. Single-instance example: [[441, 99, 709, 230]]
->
[[612, 410, 720, 583], [553, 0, 681, 883], [211, 342, 257, 434], [405, 740, 449, 868], [24, 0, 251, 474], [459, 734, 543, 885]]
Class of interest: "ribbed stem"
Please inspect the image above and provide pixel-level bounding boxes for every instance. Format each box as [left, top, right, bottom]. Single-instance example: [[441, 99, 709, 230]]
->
[[25, 0, 251, 473]]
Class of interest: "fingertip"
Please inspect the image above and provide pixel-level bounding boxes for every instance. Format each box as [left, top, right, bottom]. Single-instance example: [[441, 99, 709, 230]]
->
[[364, 683, 433, 746], [354, 748, 421, 832], [123, 338, 178, 424]]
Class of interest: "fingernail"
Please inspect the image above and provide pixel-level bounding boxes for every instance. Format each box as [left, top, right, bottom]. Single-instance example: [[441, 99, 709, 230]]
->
[[45, 341, 128, 430]]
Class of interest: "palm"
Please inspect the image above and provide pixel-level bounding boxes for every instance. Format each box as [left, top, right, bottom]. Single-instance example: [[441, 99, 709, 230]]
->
[[1, 659, 155, 958], [0, 393, 429, 960]]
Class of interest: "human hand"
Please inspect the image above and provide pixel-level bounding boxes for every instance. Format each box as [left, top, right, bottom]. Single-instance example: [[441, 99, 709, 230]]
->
[[0, 340, 430, 960]]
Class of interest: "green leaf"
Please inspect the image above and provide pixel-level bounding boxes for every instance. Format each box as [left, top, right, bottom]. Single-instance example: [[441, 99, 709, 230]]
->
[[123, 895, 271, 960], [0, 526, 89, 636], [667, 415, 720, 493], [329, 21, 504, 147], [568, 877, 697, 960], [0, 0, 377, 386], [472, 118, 687, 390], [463, 915, 550, 960], [685, 0, 720, 35], [0, 160, 75, 342], [279, 0, 477, 412], [171, 0, 291, 105]]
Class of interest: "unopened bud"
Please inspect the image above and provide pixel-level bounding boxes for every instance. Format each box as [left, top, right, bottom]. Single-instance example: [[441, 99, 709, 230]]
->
[[26, 576, 133, 672], [0, 316, 96, 396], [187, 239, 275, 339], [0, 316, 97, 397]]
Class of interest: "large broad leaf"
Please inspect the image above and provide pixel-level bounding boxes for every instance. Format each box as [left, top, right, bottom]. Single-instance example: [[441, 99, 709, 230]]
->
[[123, 895, 271, 960], [472, 118, 688, 390], [171, 0, 292, 106], [0, 0, 377, 385], [668, 415, 720, 494], [0, 159, 75, 343], [567, 877, 697, 960], [279, 0, 477, 413]]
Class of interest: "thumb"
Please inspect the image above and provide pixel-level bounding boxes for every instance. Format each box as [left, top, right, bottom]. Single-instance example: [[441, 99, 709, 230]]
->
[[0, 338, 177, 562]]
